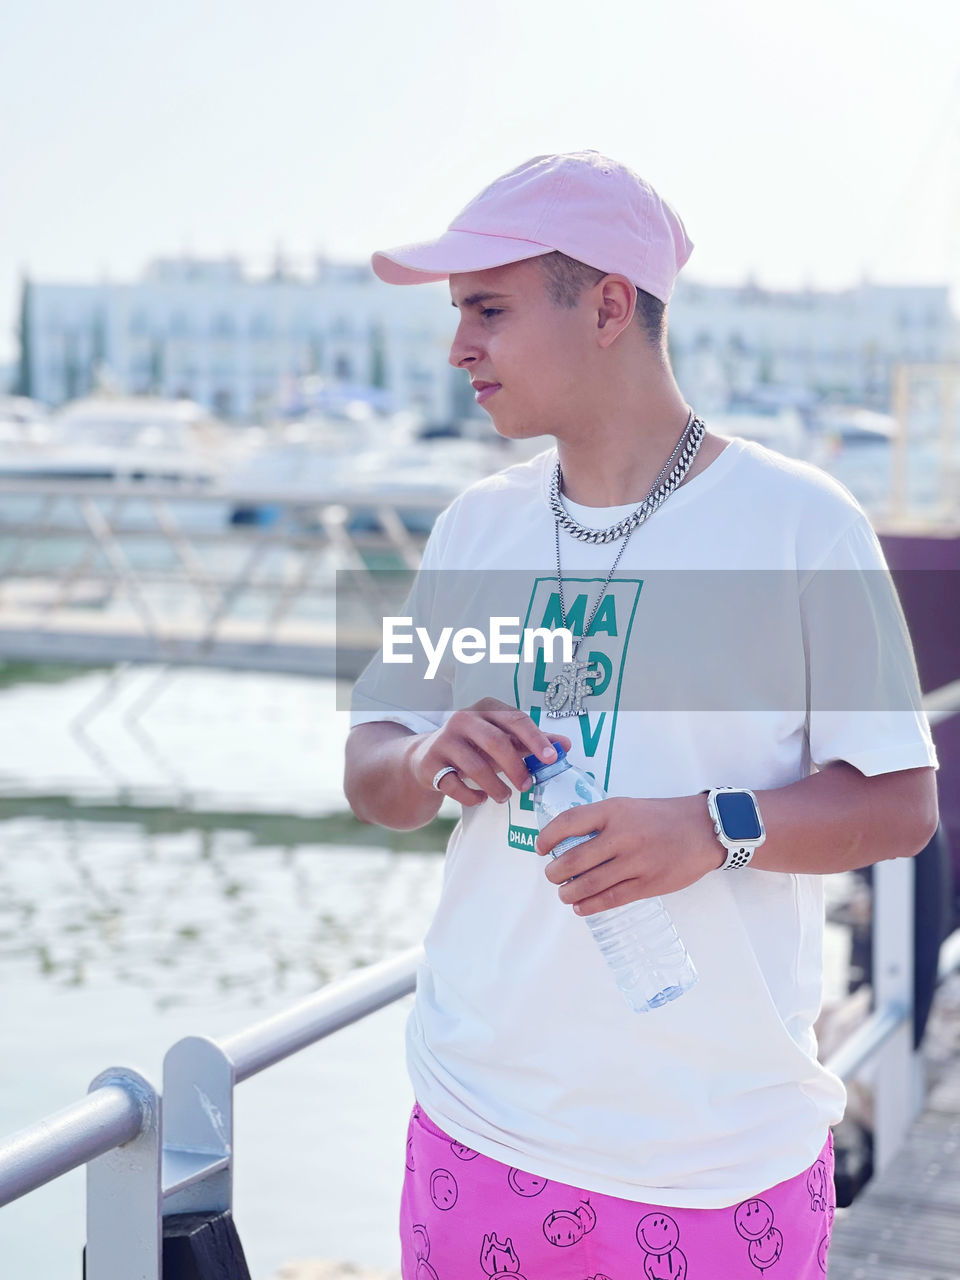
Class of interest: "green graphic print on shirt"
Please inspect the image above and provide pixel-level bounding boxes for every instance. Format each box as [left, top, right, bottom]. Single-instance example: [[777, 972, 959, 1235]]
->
[[507, 576, 643, 852]]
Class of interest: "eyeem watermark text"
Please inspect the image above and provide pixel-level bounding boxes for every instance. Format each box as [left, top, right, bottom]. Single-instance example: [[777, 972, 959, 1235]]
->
[[383, 617, 574, 679]]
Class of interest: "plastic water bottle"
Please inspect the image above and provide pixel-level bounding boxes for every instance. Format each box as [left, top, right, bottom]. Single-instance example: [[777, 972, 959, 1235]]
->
[[523, 742, 698, 1013]]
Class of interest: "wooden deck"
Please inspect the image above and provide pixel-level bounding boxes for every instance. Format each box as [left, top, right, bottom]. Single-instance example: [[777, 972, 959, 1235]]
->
[[829, 971, 960, 1279]]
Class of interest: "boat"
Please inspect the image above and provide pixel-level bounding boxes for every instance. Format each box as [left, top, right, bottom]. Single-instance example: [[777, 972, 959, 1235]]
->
[[2, 395, 233, 487], [0, 394, 252, 534], [222, 402, 523, 538]]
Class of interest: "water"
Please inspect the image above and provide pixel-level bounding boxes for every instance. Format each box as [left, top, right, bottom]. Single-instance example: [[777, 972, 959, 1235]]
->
[[0, 661, 855, 1277]]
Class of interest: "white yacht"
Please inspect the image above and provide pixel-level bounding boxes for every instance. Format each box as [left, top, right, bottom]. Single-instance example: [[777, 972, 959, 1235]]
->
[[223, 409, 508, 534], [0, 395, 232, 486]]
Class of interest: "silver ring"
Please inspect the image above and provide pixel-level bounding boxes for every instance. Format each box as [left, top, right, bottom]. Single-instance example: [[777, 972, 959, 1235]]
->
[[431, 765, 460, 792]]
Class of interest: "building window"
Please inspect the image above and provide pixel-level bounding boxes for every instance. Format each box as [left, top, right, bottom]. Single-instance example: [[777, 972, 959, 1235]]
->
[[212, 312, 235, 338]]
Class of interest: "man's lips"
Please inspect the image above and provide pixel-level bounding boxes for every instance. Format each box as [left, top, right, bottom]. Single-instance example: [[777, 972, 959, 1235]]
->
[[473, 382, 502, 404]]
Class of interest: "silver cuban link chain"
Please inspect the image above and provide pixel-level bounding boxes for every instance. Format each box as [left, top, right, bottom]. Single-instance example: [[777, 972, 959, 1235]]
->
[[548, 409, 705, 543]]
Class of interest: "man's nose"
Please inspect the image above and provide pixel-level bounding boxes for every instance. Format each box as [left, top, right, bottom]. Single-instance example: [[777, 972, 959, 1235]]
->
[[448, 322, 482, 369]]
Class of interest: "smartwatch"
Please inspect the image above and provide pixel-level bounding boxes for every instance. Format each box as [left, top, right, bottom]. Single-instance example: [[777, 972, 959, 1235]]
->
[[704, 787, 766, 869]]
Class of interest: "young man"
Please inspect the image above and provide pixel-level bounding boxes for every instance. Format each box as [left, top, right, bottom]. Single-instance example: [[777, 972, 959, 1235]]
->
[[344, 151, 939, 1279]]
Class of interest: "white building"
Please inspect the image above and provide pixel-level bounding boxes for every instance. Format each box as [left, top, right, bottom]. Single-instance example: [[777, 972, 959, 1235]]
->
[[13, 257, 959, 422], [668, 278, 958, 413], [16, 256, 463, 424]]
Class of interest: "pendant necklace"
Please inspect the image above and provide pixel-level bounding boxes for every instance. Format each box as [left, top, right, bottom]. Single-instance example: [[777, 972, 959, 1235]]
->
[[543, 409, 706, 718]]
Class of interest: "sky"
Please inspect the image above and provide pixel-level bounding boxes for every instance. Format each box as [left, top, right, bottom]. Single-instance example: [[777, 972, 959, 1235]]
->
[[2, 0, 960, 366]]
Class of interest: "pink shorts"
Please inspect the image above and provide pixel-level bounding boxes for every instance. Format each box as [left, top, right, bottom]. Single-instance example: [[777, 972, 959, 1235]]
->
[[400, 1102, 836, 1278]]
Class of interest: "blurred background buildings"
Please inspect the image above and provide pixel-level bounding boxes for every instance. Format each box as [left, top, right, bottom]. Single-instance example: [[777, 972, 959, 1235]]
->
[[9, 254, 958, 426]]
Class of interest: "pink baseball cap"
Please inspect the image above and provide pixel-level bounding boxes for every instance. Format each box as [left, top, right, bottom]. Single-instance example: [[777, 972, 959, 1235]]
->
[[371, 150, 693, 304]]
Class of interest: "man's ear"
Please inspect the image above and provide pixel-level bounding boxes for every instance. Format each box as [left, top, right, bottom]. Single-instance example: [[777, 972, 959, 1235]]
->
[[595, 275, 636, 344]]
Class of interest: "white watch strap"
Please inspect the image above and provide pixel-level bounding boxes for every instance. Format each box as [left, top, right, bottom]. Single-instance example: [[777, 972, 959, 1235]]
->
[[719, 842, 756, 870]]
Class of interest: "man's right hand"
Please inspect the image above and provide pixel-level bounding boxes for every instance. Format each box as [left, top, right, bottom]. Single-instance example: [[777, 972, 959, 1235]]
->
[[408, 698, 572, 807]]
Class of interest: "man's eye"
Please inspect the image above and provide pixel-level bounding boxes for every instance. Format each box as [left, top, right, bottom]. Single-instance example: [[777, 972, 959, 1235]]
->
[[480, 308, 503, 318]]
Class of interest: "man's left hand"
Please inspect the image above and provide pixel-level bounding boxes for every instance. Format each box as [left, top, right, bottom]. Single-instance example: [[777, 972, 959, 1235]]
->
[[535, 795, 722, 915]]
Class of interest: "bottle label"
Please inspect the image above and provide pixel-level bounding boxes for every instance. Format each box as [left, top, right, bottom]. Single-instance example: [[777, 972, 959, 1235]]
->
[[549, 832, 598, 859]]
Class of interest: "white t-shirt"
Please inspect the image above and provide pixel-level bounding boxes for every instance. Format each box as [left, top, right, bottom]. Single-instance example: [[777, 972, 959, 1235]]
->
[[349, 436, 938, 1208]]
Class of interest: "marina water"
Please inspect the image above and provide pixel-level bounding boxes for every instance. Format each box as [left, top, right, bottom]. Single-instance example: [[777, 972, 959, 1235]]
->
[[0, 664, 445, 1278]]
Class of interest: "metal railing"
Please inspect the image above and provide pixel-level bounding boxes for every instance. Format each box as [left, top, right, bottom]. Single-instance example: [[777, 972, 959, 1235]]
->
[[0, 948, 422, 1278], [0, 686, 957, 1277], [0, 479, 430, 676], [829, 677, 960, 1174]]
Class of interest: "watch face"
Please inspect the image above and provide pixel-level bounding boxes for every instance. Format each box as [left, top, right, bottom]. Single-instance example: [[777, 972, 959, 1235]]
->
[[716, 791, 763, 841]]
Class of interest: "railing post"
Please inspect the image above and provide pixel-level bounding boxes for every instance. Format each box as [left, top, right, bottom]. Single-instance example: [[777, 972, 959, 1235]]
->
[[162, 1036, 234, 1214], [84, 1067, 161, 1280], [870, 856, 921, 1174], [161, 1036, 251, 1279]]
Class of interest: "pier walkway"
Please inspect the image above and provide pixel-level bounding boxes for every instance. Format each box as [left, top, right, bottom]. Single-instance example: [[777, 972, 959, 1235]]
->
[[825, 967, 960, 1280]]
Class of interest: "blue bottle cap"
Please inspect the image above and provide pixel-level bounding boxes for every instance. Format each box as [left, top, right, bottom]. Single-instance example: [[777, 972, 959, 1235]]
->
[[522, 742, 567, 774]]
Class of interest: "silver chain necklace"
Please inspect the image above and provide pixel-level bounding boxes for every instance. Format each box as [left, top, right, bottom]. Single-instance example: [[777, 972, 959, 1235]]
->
[[544, 410, 706, 718], [548, 409, 705, 543]]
